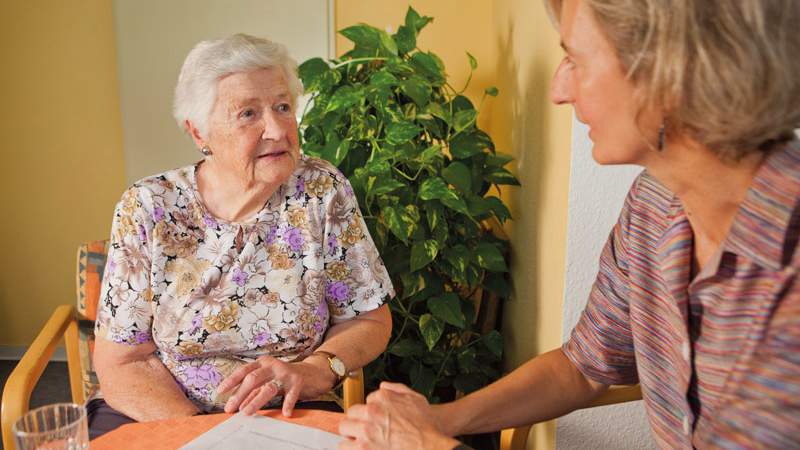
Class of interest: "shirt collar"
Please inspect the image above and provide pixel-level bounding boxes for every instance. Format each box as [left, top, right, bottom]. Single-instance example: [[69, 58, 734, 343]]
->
[[723, 139, 800, 271]]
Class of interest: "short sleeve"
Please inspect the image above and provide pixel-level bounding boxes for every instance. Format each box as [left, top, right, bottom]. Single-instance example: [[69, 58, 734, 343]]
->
[[323, 176, 394, 324], [94, 187, 155, 345], [562, 182, 639, 386]]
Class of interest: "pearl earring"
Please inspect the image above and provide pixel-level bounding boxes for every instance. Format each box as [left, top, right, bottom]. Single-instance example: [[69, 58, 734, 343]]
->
[[200, 146, 212, 157]]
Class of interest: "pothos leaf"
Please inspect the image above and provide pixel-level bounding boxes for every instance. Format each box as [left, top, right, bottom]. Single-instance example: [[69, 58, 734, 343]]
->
[[419, 314, 444, 350], [410, 239, 439, 272], [467, 51, 477, 70], [427, 293, 466, 328]]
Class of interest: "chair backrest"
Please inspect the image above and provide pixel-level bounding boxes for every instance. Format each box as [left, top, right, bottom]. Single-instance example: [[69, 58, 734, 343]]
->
[[76, 240, 109, 321], [74, 240, 109, 401]]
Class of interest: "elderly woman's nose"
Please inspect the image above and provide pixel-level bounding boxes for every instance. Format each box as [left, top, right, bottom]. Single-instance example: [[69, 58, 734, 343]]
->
[[550, 60, 573, 105], [261, 112, 286, 140]]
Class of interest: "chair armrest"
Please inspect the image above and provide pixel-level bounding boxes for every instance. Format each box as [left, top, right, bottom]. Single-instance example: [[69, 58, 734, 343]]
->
[[583, 384, 641, 409], [1, 305, 77, 450], [500, 424, 532, 450], [499, 384, 643, 450], [342, 368, 365, 411]]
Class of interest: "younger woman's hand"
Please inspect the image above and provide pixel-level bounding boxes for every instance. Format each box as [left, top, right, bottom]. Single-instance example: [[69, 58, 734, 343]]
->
[[338, 382, 459, 450]]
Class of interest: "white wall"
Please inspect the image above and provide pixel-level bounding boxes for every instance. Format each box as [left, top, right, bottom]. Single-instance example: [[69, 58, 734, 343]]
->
[[112, 0, 333, 185], [557, 118, 656, 449]]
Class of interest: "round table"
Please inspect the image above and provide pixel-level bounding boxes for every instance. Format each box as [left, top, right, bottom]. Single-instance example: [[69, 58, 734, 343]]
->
[[90, 409, 343, 449]]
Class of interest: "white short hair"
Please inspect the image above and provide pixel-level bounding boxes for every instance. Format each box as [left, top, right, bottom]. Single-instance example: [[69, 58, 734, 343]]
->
[[173, 33, 303, 139]]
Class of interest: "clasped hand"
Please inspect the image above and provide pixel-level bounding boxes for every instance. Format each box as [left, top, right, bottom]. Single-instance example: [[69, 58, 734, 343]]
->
[[338, 382, 459, 450], [216, 355, 335, 417]]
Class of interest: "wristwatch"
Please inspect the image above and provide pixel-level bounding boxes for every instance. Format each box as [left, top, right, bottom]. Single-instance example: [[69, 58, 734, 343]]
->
[[311, 350, 347, 386]]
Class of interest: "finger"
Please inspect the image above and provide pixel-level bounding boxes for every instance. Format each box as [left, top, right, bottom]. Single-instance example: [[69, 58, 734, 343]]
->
[[282, 378, 302, 417], [378, 381, 415, 394], [225, 367, 273, 413], [218, 363, 259, 394], [226, 385, 259, 414], [344, 404, 370, 421], [237, 385, 266, 415], [365, 385, 385, 401], [337, 438, 360, 450], [241, 381, 280, 415], [365, 388, 394, 405], [338, 417, 370, 441]]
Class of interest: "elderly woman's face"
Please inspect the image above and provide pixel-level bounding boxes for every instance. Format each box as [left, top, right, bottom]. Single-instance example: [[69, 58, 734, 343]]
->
[[550, 0, 660, 165], [204, 67, 300, 186]]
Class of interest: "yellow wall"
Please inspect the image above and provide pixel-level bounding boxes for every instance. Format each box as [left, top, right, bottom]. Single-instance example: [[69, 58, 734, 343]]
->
[[492, 1, 573, 448], [0, 0, 126, 345], [336, 1, 572, 448]]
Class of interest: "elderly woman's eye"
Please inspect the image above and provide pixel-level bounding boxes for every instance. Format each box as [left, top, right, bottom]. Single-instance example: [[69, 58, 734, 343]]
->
[[240, 109, 256, 119], [276, 103, 292, 113]]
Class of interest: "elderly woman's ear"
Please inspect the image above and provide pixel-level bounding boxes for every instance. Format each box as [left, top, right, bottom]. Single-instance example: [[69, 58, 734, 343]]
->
[[185, 120, 204, 150]]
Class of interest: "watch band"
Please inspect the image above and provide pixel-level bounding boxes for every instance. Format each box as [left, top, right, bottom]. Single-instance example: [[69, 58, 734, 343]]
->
[[312, 350, 336, 360]]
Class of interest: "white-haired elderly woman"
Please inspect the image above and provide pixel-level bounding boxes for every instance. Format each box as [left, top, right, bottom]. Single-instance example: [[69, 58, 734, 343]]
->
[[338, 0, 800, 449], [90, 34, 394, 438]]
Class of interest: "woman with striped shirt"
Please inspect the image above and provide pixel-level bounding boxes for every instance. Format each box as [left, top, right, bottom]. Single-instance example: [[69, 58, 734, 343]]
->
[[339, 0, 800, 448]]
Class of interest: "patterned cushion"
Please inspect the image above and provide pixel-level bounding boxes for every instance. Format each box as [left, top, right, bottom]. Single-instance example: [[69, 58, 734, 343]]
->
[[75, 240, 108, 400], [76, 241, 108, 321], [78, 320, 100, 400]]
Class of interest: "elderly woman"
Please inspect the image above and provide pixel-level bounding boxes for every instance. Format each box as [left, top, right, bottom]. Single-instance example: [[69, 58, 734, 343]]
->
[[90, 34, 394, 437], [339, 0, 800, 448]]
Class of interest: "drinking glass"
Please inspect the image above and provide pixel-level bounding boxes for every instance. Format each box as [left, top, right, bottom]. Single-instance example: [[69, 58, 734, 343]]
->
[[12, 403, 89, 450]]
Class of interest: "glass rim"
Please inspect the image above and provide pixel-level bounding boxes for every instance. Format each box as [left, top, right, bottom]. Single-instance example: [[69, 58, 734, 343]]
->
[[11, 402, 87, 438]]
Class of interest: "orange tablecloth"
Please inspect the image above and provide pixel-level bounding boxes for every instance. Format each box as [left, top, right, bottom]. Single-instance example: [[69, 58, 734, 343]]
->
[[90, 409, 343, 449]]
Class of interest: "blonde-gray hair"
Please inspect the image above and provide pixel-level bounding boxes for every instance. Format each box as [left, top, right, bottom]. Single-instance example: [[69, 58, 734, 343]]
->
[[546, 0, 800, 159], [173, 34, 303, 140]]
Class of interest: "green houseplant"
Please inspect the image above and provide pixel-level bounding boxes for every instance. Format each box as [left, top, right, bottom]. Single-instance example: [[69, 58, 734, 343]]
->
[[298, 7, 519, 402]]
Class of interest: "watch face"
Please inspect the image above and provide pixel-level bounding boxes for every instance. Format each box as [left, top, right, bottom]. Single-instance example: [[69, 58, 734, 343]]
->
[[331, 357, 347, 377]]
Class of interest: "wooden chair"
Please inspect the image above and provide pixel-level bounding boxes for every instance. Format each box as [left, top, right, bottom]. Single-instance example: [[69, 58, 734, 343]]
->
[[499, 384, 643, 450], [1, 240, 365, 450]]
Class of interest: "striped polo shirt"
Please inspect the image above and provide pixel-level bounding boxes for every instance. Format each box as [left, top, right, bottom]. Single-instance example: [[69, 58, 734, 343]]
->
[[563, 140, 800, 449]]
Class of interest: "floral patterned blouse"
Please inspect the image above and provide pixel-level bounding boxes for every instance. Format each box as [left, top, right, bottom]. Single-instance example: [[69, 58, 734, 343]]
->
[[95, 156, 394, 411]]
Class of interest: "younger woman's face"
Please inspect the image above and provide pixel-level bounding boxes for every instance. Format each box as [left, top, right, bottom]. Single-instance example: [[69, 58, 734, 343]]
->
[[550, 0, 661, 166]]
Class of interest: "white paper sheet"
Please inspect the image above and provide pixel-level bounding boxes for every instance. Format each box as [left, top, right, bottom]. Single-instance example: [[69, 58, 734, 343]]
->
[[179, 413, 343, 450]]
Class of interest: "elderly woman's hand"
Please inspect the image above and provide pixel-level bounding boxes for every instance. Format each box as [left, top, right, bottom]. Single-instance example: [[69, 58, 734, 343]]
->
[[338, 382, 460, 450], [216, 355, 336, 417]]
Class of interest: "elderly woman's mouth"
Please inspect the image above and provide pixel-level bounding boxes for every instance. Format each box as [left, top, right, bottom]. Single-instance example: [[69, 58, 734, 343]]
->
[[257, 151, 289, 159]]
